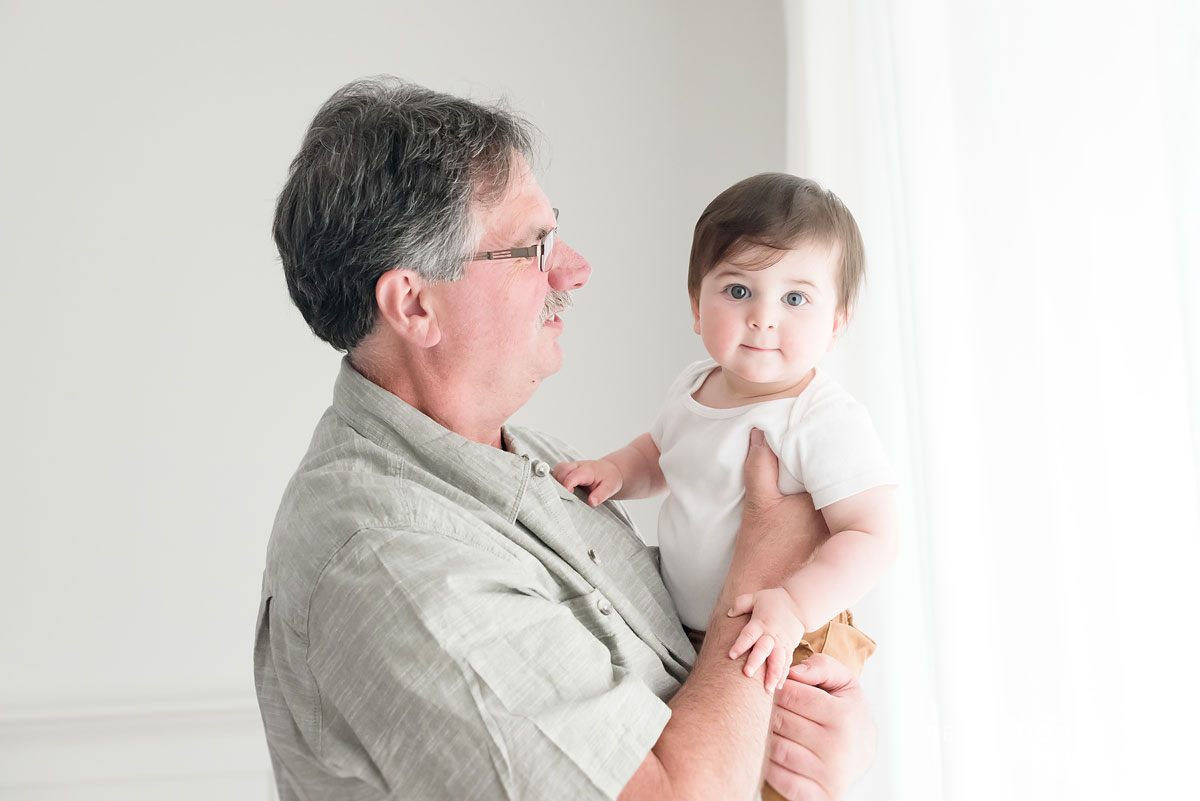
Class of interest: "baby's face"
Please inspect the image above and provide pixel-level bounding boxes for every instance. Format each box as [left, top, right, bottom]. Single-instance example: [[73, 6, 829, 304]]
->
[[691, 239, 847, 393]]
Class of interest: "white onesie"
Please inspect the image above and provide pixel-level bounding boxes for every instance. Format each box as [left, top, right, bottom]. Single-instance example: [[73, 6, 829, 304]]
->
[[650, 359, 894, 631]]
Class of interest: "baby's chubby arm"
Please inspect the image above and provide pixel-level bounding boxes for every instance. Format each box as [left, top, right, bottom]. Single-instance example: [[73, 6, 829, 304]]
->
[[553, 433, 667, 507], [728, 486, 898, 690], [785, 485, 899, 630]]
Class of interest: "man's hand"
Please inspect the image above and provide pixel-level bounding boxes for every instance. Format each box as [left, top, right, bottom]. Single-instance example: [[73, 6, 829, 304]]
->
[[724, 428, 828, 602], [553, 458, 623, 506], [727, 587, 809, 692], [766, 654, 876, 801]]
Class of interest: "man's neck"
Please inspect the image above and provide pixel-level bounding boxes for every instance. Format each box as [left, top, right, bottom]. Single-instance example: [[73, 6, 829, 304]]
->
[[349, 351, 511, 449]]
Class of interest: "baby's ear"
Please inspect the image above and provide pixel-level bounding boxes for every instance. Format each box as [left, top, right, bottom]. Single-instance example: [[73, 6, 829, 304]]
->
[[827, 309, 849, 351], [691, 297, 701, 335]]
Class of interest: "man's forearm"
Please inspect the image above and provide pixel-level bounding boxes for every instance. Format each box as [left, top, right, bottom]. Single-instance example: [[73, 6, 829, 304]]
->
[[631, 502, 824, 801], [646, 608, 776, 800], [621, 431, 831, 801]]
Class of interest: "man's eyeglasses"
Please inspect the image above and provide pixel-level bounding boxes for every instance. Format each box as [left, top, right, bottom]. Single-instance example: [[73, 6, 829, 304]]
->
[[472, 208, 559, 273]]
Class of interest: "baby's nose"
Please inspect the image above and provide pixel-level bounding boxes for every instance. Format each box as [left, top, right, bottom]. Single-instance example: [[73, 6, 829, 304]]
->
[[748, 316, 776, 330]]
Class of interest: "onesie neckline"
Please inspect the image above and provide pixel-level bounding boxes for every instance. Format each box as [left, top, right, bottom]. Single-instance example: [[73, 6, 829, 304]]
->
[[682, 360, 825, 419]]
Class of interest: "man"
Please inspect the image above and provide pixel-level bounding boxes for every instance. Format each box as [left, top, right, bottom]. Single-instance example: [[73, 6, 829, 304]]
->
[[255, 76, 874, 800]]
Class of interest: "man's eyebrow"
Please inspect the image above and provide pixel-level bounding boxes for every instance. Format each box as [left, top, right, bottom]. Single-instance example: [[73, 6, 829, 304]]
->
[[512, 222, 556, 248]]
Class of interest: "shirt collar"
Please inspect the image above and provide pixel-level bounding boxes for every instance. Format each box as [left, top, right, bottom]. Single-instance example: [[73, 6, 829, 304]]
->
[[331, 357, 696, 673], [331, 357, 532, 515]]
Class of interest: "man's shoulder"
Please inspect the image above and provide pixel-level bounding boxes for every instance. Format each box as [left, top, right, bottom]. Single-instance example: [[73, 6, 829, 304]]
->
[[263, 409, 525, 633], [275, 404, 426, 531]]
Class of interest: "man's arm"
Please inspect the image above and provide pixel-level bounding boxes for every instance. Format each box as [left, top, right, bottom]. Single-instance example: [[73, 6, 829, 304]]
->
[[728, 486, 899, 688], [620, 428, 859, 801]]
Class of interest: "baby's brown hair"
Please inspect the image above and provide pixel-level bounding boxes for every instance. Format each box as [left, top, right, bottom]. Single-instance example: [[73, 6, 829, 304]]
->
[[687, 173, 866, 315]]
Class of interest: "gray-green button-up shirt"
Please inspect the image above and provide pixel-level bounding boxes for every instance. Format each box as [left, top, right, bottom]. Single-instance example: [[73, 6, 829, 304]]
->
[[255, 360, 696, 800]]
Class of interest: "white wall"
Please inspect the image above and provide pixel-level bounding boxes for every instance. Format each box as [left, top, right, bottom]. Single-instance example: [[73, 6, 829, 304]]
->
[[0, 0, 785, 796]]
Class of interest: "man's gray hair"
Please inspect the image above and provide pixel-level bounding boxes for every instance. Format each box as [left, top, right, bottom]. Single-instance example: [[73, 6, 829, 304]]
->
[[274, 76, 537, 352]]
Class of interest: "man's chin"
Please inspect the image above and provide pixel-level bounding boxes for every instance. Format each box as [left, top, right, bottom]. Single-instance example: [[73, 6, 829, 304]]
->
[[539, 343, 564, 378]]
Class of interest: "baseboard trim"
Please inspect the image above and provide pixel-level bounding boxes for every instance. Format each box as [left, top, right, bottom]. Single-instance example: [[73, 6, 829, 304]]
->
[[0, 695, 272, 791]]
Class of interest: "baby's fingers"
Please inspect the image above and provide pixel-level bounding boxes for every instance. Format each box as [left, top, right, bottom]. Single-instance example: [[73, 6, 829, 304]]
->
[[729, 619, 764, 660], [557, 466, 592, 492], [765, 645, 791, 693], [552, 462, 578, 486], [587, 480, 617, 507], [744, 635, 776, 683]]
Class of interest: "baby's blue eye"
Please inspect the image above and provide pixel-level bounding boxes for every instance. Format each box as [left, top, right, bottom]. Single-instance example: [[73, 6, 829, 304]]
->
[[727, 284, 750, 300], [783, 292, 808, 307]]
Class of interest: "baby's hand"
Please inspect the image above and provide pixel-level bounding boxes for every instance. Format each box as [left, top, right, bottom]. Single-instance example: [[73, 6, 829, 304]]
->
[[727, 588, 808, 693], [553, 459, 623, 506]]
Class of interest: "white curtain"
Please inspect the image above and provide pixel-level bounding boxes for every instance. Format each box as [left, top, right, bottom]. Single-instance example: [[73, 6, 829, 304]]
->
[[786, 2, 1200, 799]]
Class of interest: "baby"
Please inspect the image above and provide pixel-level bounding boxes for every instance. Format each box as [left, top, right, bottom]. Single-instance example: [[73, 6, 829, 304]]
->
[[555, 173, 897, 697]]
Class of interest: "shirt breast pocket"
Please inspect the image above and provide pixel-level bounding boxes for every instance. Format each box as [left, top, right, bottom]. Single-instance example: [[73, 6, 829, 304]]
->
[[465, 587, 621, 710]]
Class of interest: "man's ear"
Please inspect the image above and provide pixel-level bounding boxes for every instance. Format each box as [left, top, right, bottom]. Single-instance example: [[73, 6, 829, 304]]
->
[[691, 296, 701, 335], [375, 270, 441, 348], [827, 309, 849, 351]]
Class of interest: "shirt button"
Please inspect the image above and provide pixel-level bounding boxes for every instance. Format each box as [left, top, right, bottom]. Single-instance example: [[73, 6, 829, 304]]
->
[[587, 548, 601, 565], [532, 460, 550, 477], [597, 598, 613, 615]]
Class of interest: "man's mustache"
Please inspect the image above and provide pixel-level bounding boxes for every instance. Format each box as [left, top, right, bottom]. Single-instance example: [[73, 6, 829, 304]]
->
[[538, 289, 574, 325]]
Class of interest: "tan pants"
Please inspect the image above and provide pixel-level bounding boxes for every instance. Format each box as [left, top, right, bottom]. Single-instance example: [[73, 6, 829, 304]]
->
[[687, 610, 876, 801]]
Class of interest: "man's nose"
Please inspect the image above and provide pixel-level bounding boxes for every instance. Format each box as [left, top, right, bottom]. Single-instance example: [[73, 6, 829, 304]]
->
[[547, 239, 591, 291]]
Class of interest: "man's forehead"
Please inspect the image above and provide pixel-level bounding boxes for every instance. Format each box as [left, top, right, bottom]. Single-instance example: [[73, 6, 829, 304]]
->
[[475, 177, 554, 246]]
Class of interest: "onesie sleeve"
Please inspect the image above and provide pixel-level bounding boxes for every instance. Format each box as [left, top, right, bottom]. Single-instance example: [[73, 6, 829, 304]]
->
[[650, 359, 713, 449], [781, 393, 895, 510], [649, 406, 668, 450]]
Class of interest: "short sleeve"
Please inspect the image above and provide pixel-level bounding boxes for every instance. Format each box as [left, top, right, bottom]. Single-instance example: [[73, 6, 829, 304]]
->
[[303, 527, 671, 800], [781, 397, 895, 510], [650, 409, 669, 450], [651, 359, 715, 449]]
